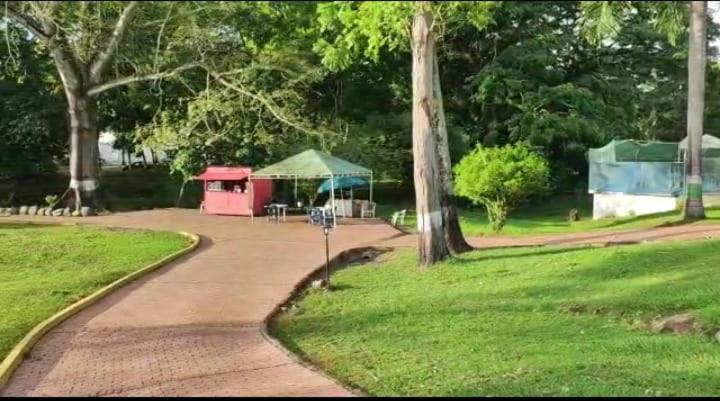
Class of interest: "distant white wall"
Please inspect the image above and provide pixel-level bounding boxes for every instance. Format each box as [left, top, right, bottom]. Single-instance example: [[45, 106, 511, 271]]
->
[[593, 193, 720, 220], [98, 132, 168, 166], [592, 193, 678, 220]]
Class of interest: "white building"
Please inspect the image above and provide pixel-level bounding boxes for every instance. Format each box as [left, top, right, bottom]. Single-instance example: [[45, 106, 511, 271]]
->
[[588, 135, 720, 220], [98, 132, 169, 167]]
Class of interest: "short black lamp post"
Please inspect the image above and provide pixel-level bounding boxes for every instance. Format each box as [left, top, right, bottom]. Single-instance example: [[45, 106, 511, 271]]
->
[[322, 217, 333, 288]]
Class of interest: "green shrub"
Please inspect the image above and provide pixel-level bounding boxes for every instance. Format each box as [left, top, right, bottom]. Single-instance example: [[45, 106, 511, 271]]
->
[[44, 194, 59, 208], [454, 142, 550, 232]]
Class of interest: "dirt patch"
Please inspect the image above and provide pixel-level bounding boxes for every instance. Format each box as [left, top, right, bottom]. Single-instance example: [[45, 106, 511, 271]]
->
[[102, 226, 150, 234], [650, 313, 696, 334]]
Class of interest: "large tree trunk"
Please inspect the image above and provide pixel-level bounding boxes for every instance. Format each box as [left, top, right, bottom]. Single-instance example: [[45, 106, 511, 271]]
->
[[683, 0, 707, 219], [176, 180, 187, 207], [411, 9, 450, 267], [67, 90, 100, 211], [432, 49, 472, 254], [50, 41, 100, 211]]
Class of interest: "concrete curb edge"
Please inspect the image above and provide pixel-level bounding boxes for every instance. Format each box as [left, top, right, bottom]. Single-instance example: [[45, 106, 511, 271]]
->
[[0, 223, 201, 389], [260, 245, 395, 398]]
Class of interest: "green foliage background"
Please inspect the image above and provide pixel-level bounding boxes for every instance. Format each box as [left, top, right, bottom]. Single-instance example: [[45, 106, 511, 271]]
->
[[3, 1, 720, 198]]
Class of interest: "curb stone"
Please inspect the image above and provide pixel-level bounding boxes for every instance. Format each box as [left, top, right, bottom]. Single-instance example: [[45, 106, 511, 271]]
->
[[0, 222, 200, 389]]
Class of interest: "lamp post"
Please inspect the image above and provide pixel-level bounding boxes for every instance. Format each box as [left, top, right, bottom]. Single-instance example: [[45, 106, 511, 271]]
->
[[322, 217, 333, 288]]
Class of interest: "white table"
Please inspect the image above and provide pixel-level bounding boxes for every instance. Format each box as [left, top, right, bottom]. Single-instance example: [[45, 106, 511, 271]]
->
[[267, 203, 288, 222]]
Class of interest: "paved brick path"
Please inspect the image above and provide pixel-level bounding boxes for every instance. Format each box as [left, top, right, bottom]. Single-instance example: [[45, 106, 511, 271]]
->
[[2, 210, 720, 396], [381, 222, 720, 249], [1, 210, 400, 396]]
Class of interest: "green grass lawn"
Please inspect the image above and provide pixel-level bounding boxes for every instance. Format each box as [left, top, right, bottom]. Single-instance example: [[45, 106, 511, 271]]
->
[[0, 223, 191, 361], [272, 240, 720, 396], [377, 195, 720, 237]]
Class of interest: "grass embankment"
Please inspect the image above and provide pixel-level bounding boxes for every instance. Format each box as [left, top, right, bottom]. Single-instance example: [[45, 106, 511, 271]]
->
[[0, 223, 190, 361], [273, 240, 720, 396], [378, 195, 720, 237]]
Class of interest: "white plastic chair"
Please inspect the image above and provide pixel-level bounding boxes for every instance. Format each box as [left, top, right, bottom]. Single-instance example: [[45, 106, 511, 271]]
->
[[391, 209, 407, 227], [360, 201, 376, 219]]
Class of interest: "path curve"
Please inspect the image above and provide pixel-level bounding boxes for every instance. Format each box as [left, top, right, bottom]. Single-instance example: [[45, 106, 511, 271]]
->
[[2, 210, 720, 396], [1, 210, 400, 396]]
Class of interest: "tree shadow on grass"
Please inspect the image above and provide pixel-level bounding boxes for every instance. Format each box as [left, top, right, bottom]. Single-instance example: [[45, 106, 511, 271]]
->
[[271, 292, 720, 396], [484, 240, 720, 322], [452, 246, 593, 265], [272, 239, 720, 396]]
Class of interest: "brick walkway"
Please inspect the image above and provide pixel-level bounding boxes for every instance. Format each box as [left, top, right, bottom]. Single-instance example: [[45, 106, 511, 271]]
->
[[1, 210, 400, 396], [381, 222, 720, 249], [2, 210, 720, 396]]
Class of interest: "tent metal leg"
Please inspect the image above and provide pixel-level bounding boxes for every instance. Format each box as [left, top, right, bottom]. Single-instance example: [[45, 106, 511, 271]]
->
[[330, 174, 336, 227], [369, 172, 373, 203]]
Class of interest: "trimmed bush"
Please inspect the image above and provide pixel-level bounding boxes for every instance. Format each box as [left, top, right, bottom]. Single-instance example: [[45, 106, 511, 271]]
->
[[454, 142, 550, 232]]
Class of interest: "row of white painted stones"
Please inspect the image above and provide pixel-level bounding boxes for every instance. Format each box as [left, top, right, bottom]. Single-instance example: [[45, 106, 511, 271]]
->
[[0, 205, 94, 217]]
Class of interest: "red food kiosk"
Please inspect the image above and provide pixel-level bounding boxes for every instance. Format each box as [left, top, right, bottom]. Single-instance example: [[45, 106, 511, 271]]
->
[[197, 166, 272, 216]]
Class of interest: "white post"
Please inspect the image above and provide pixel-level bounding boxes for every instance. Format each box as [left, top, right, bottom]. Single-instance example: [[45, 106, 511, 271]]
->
[[250, 179, 254, 223], [330, 174, 337, 227], [294, 175, 298, 205], [350, 186, 354, 218], [369, 171, 373, 203], [340, 181, 346, 218]]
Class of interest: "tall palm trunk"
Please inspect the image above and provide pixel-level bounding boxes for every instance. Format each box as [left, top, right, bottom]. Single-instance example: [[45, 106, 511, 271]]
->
[[432, 51, 472, 254], [411, 8, 449, 267], [683, 0, 707, 219]]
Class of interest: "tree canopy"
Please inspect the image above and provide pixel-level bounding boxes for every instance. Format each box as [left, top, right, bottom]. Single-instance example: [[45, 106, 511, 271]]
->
[[2, 1, 719, 192]]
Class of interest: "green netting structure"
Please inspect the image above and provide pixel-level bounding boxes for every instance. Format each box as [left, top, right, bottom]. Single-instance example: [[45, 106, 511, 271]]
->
[[588, 136, 720, 196], [588, 140, 679, 163]]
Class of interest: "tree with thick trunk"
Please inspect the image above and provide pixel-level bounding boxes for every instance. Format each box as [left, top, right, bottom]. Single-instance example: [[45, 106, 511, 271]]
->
[[411, 9, 450, 265], [3, 2, 235, 209], [313, 1, 496, 265], [6, 2, 341, 212], [4, 1, 142, 209], [432, 49, 472, 254], [683, 0, 707, 219]]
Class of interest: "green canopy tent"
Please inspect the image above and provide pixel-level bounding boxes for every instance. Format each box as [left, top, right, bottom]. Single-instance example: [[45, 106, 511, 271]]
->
[[588, 139, 679, 163], [250, 149, 373, 226]]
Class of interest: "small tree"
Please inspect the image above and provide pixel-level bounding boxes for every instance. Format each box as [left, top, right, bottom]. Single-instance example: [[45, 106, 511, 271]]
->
[[454, 142, 550, 232]]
